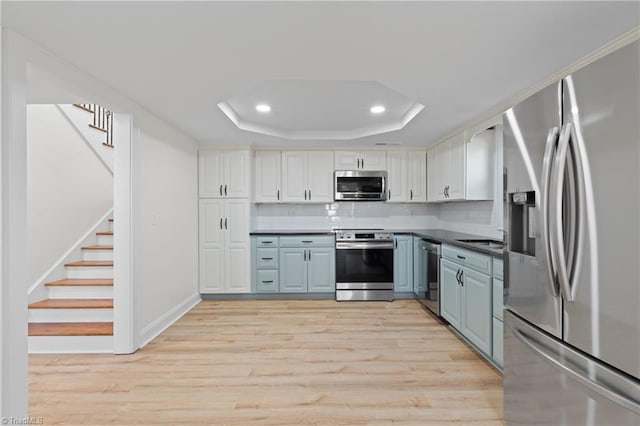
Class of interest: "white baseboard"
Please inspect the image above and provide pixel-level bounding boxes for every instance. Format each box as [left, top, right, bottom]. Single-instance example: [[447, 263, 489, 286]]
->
[[29, 335, 113, 354], [138, 293, 201, 349]]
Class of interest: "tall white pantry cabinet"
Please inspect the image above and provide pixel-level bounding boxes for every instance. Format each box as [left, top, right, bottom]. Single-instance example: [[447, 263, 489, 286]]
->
[[199, 150, 251, 293]]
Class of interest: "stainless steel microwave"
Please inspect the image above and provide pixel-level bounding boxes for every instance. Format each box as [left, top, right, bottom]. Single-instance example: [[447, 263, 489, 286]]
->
[[334, 170, 387, 201]]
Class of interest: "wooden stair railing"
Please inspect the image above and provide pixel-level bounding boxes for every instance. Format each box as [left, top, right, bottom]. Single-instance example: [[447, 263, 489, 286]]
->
[[73, 103, 114, 147]]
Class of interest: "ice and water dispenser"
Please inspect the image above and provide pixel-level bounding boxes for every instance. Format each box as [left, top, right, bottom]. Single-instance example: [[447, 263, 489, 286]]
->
[[509, 191, 536, 256]]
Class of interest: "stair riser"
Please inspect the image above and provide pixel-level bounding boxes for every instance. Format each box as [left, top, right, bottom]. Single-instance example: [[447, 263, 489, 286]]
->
[[29, 309, 113, 323], [66, 266, 113, 279], [48, 286, 113, 299], [97, 235, 113, 245], [83, 250, 113, 261], [29, 335, 113, 353]]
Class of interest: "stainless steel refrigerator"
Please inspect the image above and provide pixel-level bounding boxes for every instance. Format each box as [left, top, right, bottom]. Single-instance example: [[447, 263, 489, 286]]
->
[[503, 40, 640, 425]]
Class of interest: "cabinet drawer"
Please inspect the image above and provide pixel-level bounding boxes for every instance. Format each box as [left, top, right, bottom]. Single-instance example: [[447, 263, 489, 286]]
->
[[256, 248, 279, 269], [492, 317, 504, 367], [256, 270, 279, 293], [256, 237, 279, 247], [493, 257, 504, 280], [279, 235, 335, 247], [493, 278, 504, 320], [442, 244, 492, 274]]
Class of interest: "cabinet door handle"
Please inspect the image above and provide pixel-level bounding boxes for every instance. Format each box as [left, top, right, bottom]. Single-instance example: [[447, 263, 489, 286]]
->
[[303, 250, 307, 261], [261, 257, 273, 261], [361, 158, 364, 169], [460, 270, 464, 286], [455, 270, 460, 284], [220, 185, 223, 196], [220, 218, 223, 229], [410, 189, 413, 200], [457, 254, 466, 260], [224, 184, 228, 196], [262, 280, 274, 284], [308, 190, 311, 200], [302, 240, 313, 243], [277, 189, 280, 201], [224, 218, 228, 229], [308, 250, 311, 261], [262, 241, 273, 244], [388, 189, 391, 200], [395, 240, 398, 249], [304, 190, 307, 200], [357, 158, 361, 169]]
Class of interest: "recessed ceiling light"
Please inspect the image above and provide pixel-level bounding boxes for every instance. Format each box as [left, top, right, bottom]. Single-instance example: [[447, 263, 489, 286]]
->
[[256, 104, 271, 113], [370, 105, 386, 114]]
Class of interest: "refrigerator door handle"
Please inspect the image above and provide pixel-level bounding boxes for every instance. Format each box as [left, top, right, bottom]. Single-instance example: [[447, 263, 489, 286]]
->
[[550, 124, 574, 302], [541, 126, 560, 297], [513, 327, 640, 415], [564, 121, 586, 301]]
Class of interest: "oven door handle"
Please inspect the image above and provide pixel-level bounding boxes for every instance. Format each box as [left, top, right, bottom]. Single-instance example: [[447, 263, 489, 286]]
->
[[336, 242, 395, 250]]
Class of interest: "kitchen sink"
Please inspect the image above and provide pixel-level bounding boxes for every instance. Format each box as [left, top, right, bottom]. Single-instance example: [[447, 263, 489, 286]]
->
[[457, 239, 504, 249]]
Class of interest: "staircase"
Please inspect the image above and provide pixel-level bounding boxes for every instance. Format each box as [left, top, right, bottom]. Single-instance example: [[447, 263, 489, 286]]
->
[[28, 219, 114, 353]]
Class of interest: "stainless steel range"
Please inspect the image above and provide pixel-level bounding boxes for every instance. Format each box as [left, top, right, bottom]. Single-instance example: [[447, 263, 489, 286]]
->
[[334, 230, 394, 301]]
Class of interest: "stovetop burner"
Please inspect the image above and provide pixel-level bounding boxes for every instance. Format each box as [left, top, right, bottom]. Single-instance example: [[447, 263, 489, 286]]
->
[[335, 229, 393, 242]]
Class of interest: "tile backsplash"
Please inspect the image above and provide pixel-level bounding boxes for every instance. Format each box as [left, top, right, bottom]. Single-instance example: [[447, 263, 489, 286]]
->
[[255, 202, 440, 230], [255, 200, 504, 240], [437, 200, 504, 239]]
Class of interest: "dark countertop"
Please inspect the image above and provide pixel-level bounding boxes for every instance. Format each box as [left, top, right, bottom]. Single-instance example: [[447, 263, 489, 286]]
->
[[391, 228, 504, 257], [250, 229, 336, 236], [251, 228, 504, 257]]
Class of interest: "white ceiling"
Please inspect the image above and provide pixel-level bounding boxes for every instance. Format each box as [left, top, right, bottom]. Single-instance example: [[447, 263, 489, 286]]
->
[[218, 79, 424, 140], [2, 1, 639, 147]]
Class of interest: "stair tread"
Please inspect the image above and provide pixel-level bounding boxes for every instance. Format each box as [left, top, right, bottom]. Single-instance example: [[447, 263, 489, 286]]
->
[[88, 123, 108, 133], [46, 279, 113, 287], [96, 231, 113, 236], [29, 322, 113, 336], [29, 299, 113, 309], [81, 245, 113, 251], [73, 104, 94, 113], [64, 260, 113, 267]]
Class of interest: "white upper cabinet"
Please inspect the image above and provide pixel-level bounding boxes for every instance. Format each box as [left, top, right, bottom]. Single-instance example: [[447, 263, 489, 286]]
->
[[386, 151, 426, 203], [306, 151, 334, 202], [282, 151, 334, 203], [254, 151, 282, 203], [386, 151, 408, 202], [427, 149, 439, 202], [199, 150, 250, 198], [426, 125, 496, 203], [446, 132, 466, 201], [406, 151, 427, 202], [334, 151, 386, 171]]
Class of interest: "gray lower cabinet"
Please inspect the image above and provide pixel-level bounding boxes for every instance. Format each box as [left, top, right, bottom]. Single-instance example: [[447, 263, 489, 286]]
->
[[306, 247, 335, 292], [252, 235, 335, 294], [279, 248, 308, 292], [393, 235, 413, 292], [441, 258, 463, 330], [441, 244, 492, 358], [492, 257, 504, 368], [460, 267, 492, 355], [253, 236, 280, 293]]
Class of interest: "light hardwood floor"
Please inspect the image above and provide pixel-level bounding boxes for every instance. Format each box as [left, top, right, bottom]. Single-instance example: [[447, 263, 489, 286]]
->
[[29, 299, 504, 425]]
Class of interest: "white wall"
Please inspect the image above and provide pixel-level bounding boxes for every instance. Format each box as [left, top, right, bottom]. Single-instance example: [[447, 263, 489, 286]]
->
[[26, 104, 113, 286], [133, 110, 199, 345], [255, 202, 440, 230]]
